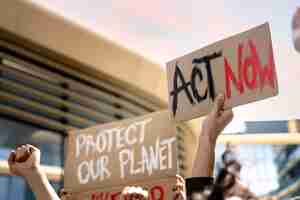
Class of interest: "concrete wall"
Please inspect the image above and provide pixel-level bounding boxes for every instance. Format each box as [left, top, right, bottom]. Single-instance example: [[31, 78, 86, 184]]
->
[[0, 0, 168, 108], [0, 0, 201, 176]]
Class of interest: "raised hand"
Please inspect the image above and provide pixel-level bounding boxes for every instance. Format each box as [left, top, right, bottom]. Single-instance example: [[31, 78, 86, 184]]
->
[[8, 144, 60, 200], [202, 94, 233, 142], [121, 186, 148, 200], [192, 94, 234, 178], [8, 144, 41, 178]]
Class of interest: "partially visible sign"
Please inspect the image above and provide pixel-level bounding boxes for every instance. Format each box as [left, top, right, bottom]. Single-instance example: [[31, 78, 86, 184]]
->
[[166, 23, 278, 122], [293, 7, 300, 52], [64, 110, 177, 193], [68, 177, 176, 200]]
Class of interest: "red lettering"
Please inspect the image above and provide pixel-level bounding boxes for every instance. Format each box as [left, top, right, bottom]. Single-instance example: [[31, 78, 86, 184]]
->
[[150, 186, 164, 200], [224, 40, 276, 98], [256, 43, 276, 90], [91, 192, 110, 200], [90, 185, 168, 200], [224, 44, 244, 98], [111, 192, 121, 200], [243, 40, 259, 89]]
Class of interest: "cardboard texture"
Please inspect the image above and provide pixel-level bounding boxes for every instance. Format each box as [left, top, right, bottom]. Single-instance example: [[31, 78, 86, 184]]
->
[[166, 23, 278, 122], [68, 177, 176, 200], [64, 110, 177, 194]]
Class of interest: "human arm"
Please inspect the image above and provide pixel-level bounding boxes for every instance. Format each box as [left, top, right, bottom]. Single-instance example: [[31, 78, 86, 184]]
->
[[8, 144, 61, 200], [186, 94, 233, 198], [192, 94, 233, 177]]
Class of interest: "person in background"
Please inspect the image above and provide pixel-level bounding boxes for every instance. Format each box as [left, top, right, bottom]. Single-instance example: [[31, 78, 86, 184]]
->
[[222, 143, 240, 173], [8, 144, 61, 200]]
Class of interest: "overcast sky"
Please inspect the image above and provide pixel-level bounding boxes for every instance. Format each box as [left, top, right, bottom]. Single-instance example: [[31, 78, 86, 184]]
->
[[32, 0, 300, 132]]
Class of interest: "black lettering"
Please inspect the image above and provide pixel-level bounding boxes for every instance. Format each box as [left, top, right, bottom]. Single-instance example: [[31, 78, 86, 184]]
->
[[169, 52, 222, 117], [191, 67, 207, 102], [192, 51, 222, 102], [170, 63, 194, 116]]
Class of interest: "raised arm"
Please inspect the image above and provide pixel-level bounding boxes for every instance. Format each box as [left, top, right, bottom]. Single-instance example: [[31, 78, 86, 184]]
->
[[192, 94, 233, 177], [8, 144, 61, 200]]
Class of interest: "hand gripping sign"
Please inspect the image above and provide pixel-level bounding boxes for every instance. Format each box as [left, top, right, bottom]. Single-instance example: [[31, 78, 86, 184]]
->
[[166, 23, 278, 122], [64, 110, 178, 199]]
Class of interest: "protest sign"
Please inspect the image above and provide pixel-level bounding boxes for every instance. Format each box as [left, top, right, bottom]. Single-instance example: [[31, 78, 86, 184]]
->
[[64, 110, 177, 195], [68, 177, 176, 200], [166, 23, 278, 122]]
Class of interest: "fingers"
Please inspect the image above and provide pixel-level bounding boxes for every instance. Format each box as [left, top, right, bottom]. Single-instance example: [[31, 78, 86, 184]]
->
[[8, 151, 17, 175], [11, 144, 40, 169], [15, 144, 40, 163], [15, 145, 30, 162], [8, 151, 16, 165], [219, 109, 234, 128], [26, 144, 39, 154], [212, 94, 225, 116]]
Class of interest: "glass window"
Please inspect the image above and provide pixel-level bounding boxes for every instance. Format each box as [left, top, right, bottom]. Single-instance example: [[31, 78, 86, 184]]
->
[[0, 175, 62, 200], [0, 116, 64, 166]]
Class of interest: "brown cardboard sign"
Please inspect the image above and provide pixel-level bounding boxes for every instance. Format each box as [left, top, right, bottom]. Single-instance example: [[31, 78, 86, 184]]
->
[[64, 110, 177, 193], [68, 177, 176, 200], [166, 23, 278, 122]]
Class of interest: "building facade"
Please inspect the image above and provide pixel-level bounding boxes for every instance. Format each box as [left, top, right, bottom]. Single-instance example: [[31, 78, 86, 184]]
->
[[0, 0, 197, 199], [1, 1, 299, 200], [248, 120, 300, 198]]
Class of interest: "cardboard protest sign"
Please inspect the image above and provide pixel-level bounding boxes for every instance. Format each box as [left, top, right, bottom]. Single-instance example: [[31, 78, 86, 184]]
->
[[166, 23, 278, 122], [68, 177, 176, 200], [64, 110, 177, 195]]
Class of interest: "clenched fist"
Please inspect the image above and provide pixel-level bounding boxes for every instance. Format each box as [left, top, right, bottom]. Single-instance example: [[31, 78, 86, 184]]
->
[[8, 144, 61, 200], [8, 144, 41, 178]]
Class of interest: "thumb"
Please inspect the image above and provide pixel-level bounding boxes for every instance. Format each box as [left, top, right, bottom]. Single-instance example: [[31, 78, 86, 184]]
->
[[212, 94, 225, 116], [27, 145, 41, 164], [218, 109, 234, 131]]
